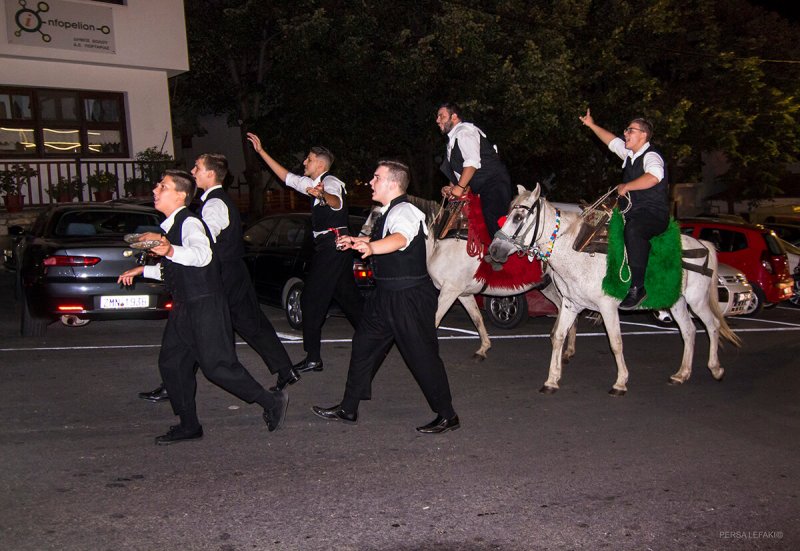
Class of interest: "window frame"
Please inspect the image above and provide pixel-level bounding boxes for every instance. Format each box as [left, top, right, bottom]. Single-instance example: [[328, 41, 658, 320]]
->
[[0, 86, 129, 159]]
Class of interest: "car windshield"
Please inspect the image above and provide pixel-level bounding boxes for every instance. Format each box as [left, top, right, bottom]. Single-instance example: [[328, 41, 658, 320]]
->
[[53, 210, 163, 237]]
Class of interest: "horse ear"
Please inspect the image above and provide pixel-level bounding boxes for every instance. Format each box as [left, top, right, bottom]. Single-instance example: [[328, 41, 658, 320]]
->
[[516, 184, 526, 195], [532, 183, 541, 201]]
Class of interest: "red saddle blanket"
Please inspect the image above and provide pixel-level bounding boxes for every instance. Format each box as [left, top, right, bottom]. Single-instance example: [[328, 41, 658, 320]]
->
[[468, 193, 544, 289]]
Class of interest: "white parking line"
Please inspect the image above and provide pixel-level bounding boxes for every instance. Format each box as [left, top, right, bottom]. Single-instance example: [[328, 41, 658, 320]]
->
[[2, 323, 799, 353]]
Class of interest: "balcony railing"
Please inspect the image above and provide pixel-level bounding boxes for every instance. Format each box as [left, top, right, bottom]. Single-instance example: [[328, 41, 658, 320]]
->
[[0, 159, 178, 206]]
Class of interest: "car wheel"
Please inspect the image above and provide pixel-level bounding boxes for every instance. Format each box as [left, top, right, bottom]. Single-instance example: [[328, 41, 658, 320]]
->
[[485, 294, 528, 329], [21, 298, 48, 337], [285, 282, 304, 330], [742, 283, 766, 317]]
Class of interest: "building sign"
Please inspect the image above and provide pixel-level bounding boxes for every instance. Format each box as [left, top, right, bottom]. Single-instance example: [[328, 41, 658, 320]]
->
[[5, 0, 116, 54]]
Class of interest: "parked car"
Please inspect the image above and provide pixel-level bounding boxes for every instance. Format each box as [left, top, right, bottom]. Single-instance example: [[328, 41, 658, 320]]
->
[[652, 262, 754, 324], [778, 238, 800, 308], [242, 212, 370, 328], [13, 203, 171, 336], [679, 217, 794, 315]]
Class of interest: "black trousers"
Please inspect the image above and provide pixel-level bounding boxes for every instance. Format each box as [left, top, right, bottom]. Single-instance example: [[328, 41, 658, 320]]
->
[[221, 259, 293, 376], [478, 184, 512, 238], [340, 278, 455, 419], [624, 211, 669, 288], [300, 233, 363, 361], [158, 293, 270, 429]]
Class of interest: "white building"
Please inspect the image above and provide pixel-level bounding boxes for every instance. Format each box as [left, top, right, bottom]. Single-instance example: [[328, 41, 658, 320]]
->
[[0, 0, 188, 203]]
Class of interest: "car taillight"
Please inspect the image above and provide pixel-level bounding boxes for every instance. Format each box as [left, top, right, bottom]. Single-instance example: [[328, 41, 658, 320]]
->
[[57, 305, 85, 312], [43, 255, 101, 266], [354, 266, 373, 280], [760, 251, 774, 274]]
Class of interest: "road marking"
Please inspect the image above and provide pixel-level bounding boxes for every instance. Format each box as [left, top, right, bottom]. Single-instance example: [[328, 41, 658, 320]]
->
[[2, 324, 799, 353]]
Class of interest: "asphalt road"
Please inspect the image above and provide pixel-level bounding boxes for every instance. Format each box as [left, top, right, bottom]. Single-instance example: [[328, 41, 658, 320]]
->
[[1, 267, 799, 551]]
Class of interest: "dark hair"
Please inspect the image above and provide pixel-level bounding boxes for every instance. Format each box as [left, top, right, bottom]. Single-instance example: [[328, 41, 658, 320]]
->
[[438, 102, 462, 119], [309, 146, 335, 168], [198, 153, 228, 183], [629, 118, 654, 141], [377, 160, 410, 192], [163, 169, 196, 206]]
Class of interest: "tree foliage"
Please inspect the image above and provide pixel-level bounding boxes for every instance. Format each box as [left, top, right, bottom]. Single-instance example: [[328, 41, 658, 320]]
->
[[171, 0, 800, 213]]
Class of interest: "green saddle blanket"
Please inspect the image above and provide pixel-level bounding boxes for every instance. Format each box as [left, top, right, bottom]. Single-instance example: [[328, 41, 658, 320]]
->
[[602, 209, 682, 309]]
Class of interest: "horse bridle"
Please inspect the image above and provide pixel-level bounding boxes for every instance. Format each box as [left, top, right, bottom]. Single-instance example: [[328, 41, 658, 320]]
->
[[493, 196, 561, 261]]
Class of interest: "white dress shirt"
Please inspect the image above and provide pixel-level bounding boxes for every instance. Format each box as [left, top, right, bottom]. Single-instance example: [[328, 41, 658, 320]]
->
[[143, 206, 212, 280], [199, 185, 229, 242], [375, 202, 427, 251], [608, 138, 665, 182]]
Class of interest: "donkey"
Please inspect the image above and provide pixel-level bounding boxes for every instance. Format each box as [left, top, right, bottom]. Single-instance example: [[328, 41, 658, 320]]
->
[[361, 195, 577, 361], [488, 185, 740, 395]]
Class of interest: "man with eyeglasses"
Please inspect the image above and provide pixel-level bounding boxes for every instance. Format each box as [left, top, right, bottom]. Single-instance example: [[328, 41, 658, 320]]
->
[[579, 109, 669, 310]]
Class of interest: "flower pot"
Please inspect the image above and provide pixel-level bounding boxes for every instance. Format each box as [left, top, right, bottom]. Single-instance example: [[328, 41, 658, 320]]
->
[[3, 193, 24, 212], [93, 190, 113, 202], [58, 193, 73, 203]]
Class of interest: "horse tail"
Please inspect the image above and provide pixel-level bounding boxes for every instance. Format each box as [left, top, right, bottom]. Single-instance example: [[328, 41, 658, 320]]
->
[[703, 240, 742, 348]]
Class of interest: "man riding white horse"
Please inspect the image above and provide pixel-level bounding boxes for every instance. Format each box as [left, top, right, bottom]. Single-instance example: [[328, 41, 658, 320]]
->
[[437, 102, 514, 239], [579, 109, 670, 310]]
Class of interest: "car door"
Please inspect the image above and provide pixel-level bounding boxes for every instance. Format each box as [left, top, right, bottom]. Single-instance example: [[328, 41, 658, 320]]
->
[[243, 216, 281, 301], [246, 215, 310, 305]]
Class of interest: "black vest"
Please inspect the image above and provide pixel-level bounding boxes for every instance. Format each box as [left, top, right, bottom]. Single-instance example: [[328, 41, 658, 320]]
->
[[369, 195, 429, 291], [161, 208, 221, 303], [199, 187, 244, 263], [311, 173, 350, 233], [440, 132, 512, 195], [621, 145, 670, 219]]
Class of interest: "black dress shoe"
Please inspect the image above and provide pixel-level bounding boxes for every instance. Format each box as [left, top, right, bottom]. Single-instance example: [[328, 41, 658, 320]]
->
[[138, 384, 169, 403], [269, 367, 301, 392], [155, 424, 203, 445], [416, 415, 460, 434], [294, 358, 324, 373], [619, 286, 647, 310], [311, 404, 358, 424], [263, 390, 289, 432]]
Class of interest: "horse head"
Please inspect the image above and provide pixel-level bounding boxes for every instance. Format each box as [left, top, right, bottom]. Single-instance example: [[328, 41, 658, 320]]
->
[[488, 184, 544, 263]]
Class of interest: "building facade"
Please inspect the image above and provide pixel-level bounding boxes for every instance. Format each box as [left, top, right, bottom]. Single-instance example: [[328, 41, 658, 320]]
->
[[0, 0, 188, 204]]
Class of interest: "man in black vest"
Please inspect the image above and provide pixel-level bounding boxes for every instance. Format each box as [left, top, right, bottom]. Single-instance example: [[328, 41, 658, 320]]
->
[[312, 160, 459, 434], [437, 102, 513, 238], [136, 154, 301, 402], [246, 133, 363, 374], [118, 170, 288, 445], [580, 109, 670, 309]]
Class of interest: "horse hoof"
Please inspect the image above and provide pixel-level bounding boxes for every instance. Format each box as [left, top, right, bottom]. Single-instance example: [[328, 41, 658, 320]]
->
[[539, 385, 558, 394], [472, 353, 486, 362], [608, 388, 627, 397], [668, 377, 684, 385], [712, 369, 725, 381]]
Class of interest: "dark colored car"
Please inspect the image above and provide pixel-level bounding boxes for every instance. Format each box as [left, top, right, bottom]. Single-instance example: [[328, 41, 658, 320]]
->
[[14, 203, 171, 336], [242, 212, 370, 328], [679, 217, 794, 315]]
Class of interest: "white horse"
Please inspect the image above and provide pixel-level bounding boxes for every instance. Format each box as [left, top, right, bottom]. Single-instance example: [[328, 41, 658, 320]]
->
[[362, 196, 577, 361], [487, 184, 741, 395]]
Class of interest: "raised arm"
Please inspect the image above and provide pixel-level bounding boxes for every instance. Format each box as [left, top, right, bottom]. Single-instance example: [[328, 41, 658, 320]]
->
[[246, 132, 290, 182], [579, 108, 617, 146]]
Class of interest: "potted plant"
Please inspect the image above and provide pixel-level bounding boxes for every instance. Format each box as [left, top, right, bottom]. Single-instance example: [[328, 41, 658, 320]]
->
[[124, 176, 151, 198], [86, 170, 118, 201], [46, 176, 85, 203], [0, 163, 37, 212]]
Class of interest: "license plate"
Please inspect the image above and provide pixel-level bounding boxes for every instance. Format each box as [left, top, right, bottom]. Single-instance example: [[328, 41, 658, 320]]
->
[[100, 295, 149, 309]]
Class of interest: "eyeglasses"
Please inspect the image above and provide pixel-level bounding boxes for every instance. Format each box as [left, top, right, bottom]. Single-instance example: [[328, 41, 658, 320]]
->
[[623, 127, 644, 134]]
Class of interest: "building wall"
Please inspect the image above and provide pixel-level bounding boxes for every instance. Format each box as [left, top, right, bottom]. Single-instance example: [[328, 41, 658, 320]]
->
[[0, 0, 187, 158]]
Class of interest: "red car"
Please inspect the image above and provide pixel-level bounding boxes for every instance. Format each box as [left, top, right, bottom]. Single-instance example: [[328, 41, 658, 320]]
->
[[679, 217, 794, 315]]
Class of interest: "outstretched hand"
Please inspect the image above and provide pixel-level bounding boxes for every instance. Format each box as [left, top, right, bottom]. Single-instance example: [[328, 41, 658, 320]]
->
[[579, 108, 594, 127], [246, 132, 262, 153]]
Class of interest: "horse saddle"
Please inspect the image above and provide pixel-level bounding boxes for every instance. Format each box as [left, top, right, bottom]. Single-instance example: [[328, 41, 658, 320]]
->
[[573, 196, 619, 254], [433, 198, 470, 240]]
